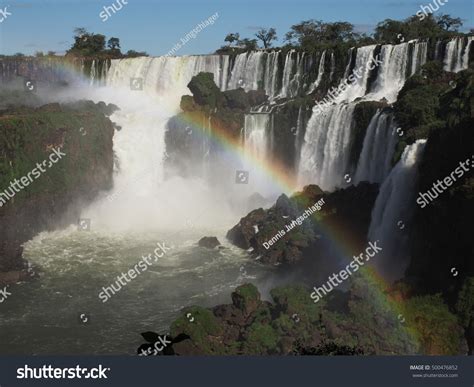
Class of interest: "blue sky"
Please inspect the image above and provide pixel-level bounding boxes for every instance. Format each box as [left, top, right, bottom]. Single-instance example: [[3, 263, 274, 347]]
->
[[0, 0, 472, 56]]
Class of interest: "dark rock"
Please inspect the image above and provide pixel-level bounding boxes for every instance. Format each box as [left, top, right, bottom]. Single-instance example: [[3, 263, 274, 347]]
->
[[198, 236, 221, 249]]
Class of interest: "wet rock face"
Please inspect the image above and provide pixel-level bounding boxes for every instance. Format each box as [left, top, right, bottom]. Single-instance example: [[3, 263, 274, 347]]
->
[[0, 99, 115, 281], [198, 236, 221, 249]]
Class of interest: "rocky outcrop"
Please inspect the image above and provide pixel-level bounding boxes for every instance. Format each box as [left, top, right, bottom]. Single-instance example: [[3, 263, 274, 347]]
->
[[141, 280, 464, 355], [0, 96, 116, 283], [226, 182, 378, 265]]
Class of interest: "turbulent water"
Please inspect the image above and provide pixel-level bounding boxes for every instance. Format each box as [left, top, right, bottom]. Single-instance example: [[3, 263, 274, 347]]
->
[[1, 228, 263, 354]]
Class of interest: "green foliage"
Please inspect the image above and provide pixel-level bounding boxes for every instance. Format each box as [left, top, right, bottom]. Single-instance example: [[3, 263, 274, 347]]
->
[[403, 294, 462, 355], [255, 28, 277, 49], [242, 323, 279, 354], [66, 28, 147, 58], [456, 277, 474, 328], [170, 306, 223, 353], [374, 14, 462, 43], [0, 100, 114, 205], [187, 72, 222, 108]]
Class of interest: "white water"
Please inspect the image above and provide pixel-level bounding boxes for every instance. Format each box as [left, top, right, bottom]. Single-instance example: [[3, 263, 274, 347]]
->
[[366, 43, 409, 103], [444, 36, 473, 73], [307, 50, 326, 94], [367, 140, 426, 280], [410, 41, 428, 76], [354, 111, 398, 184], [244, 113, 269, 161], [298, 103, 355, 191]]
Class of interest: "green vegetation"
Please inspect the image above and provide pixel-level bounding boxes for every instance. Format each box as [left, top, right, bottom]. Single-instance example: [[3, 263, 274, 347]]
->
[[0, 97, 115, 205], [219, 13, 468, 54], [66, 28, 148, 58], [403, 294, 462, 355]]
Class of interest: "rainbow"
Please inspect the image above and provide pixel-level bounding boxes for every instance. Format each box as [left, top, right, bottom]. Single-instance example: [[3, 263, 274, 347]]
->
[[25, 59, 422, 351], [175, 109, 422, 351]]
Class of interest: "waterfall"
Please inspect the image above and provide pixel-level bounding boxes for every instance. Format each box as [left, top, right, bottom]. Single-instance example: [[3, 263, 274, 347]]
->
[[367, 43, 409, 103], [461, 36, 474, 69], [298, 103, 355, 191], [367, 140, 426, 280], [263, 51, 280, 99], [443, 37, 472, 73], [307, 50, 326, 93], [244, 113, 270, 160], [410, 41, 428, 76], [329, 51, 336, 81], [354, 111, 397, 184], [280, 50, 295, 98], [227, 52, 265, 92], [106, 56, 227, 108], [338, 45, 376, 102]]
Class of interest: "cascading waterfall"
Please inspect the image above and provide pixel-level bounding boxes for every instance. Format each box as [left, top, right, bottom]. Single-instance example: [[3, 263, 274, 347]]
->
[[298, 103, 355, 191], [410, 41, 428, 75], [227, 51, 265, 92], [461, 36, 474, 70], [366, 43, 409, 103], [307, 50, 326, 94], [82, 55, 239, 231], [329, 51, 336, 81], [367, 140, 427, 280], [337, 45, 376, 102], [244, 113, 269, 160], [354, 111, 398, 184], [443, 36, 473, 72], [263, 51, 280, 99]]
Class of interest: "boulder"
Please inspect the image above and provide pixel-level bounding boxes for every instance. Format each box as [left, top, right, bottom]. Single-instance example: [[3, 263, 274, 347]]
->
[[198, 236, 221, 249]]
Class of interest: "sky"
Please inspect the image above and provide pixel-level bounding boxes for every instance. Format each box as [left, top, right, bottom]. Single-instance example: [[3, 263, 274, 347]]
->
[[0, 0, 472, 56]]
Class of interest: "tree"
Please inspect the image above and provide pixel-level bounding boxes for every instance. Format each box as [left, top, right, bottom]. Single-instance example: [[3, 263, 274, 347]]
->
[[67, 28, 106, 57], [255, 28, 277, 49], [239, 38, 258, 51], [285, 20, 358, 50], [35, 51, 44, 57], [107, 37, 120, 50], [436, 14, 462, 31], [47, 51, 56, 56], [224, 33, 240, 46], [125, 50, 149, 58]]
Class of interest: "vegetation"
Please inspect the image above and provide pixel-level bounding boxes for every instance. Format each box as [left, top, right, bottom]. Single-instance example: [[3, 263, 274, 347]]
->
[[66, 28, 148, 58], [219, 12, 468, 54]]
